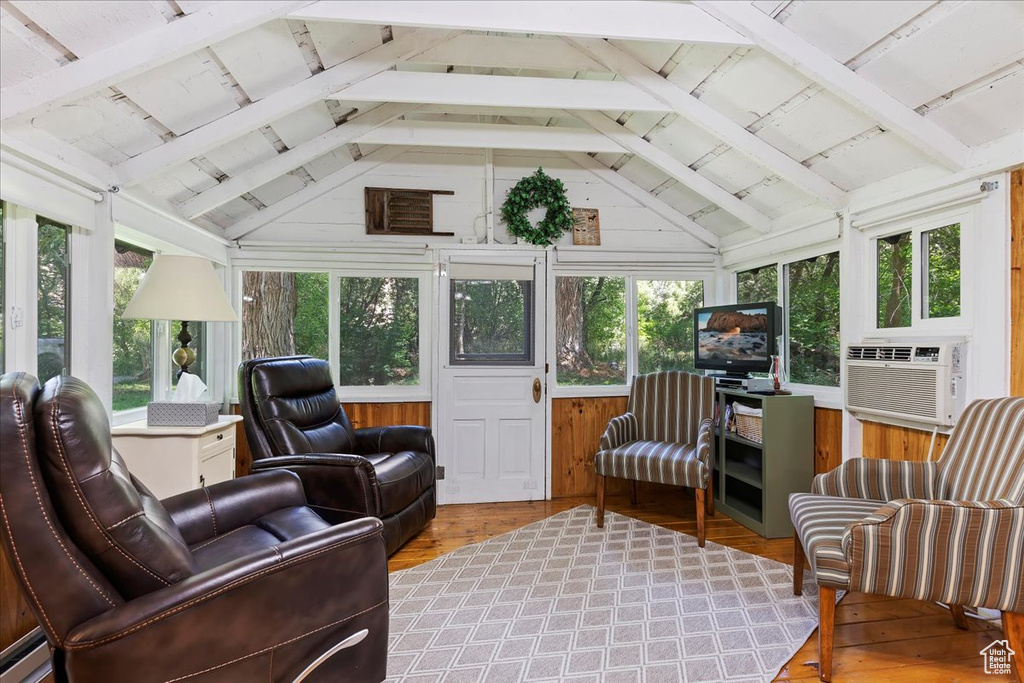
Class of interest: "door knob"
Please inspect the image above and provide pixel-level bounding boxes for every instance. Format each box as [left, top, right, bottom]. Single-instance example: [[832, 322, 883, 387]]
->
[[533, 378, 542, 403]]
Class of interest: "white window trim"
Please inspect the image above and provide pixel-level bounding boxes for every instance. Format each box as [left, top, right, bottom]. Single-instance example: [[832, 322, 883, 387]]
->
[[233, 265, 433, 402], [548, 269, 715, 398], [864, 205, 973, 337]]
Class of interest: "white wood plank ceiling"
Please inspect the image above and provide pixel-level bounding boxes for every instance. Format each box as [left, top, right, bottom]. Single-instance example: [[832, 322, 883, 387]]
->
[[1, 0, 1021, 243]]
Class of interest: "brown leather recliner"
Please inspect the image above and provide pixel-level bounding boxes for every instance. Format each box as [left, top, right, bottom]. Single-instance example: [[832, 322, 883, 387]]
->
[[0, 372, 389, 683], [238, 356, 436, 556]]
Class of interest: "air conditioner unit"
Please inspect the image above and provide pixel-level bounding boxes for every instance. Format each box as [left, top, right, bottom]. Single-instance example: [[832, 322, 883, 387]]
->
[[845, 342, 966, 427]]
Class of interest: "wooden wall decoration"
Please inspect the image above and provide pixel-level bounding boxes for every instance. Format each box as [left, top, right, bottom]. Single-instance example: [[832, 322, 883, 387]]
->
[[572, 207, 601, 246], [365, 187, 455, 236], [1012, 167, 1023, 397]]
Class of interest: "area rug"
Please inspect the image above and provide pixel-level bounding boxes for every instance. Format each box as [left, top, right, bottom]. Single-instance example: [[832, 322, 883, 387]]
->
[[386, 506, 825, 683]]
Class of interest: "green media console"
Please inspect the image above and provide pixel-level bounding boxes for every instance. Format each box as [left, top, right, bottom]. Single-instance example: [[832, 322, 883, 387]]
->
[[712, 389, 815, 539]]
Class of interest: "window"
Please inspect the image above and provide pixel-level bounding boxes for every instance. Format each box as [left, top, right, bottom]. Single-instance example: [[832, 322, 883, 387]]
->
[[450, 278, 532, 365], [737, 266, 777, 304], [242, 271, 329, 361], [340, 276, 420, 384], [36, 216, 71, 384], [555, 276, 626, 386], [169, 321, 207, 388], [786, 252, 840, 387], [923, 223, 960, 319], [637, 279, 704, 374], [877, 231, 912, 328], [113, 242, 154, 411], [0, 203, 5, 374]]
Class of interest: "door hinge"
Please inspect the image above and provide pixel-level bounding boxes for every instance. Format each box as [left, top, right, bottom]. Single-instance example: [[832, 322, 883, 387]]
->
[[435, 465, 445, 480]]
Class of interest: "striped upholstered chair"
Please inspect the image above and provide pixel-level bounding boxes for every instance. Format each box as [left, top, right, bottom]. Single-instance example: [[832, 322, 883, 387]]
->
[[595, 371, 716, 547], [790, 397, 1024, 682]]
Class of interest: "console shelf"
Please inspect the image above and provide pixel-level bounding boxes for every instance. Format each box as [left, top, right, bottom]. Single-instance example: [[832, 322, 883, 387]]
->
[[711, 389, 814, 538]]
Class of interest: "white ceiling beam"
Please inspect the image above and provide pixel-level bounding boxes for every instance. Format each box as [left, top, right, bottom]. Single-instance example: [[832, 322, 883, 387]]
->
[[563, 152, 720, 249], [179, 103, 416, 219], [567, 37, 848, 208], [569, 110, 772, 233], [289, 1, 752, 46], [693, 1, 972, 170], [0, 1, 312, 124], [332, 71, 672, 113], [1, 127, 117, 190], [412, 34, 608, 73], [355, 119, 627, 154], [116, 28, 459, 186], [227, 146, 411, 241]]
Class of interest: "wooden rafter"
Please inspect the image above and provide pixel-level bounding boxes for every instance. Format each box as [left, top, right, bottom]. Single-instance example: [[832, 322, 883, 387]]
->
[[289, 1, 753, 46], [566, 36, 849, 208], [0, 1, 312, 124], [693, 1, 971, 170], [116, 29, 459, 186]]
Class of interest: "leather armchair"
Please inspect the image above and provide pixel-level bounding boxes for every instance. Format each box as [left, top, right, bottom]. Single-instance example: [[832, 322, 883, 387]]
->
[[239, 356, 436, 555], [0, 372, 389, 683]]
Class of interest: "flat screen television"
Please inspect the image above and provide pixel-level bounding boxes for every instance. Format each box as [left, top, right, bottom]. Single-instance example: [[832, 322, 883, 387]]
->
[[693, 302, 782, 376]]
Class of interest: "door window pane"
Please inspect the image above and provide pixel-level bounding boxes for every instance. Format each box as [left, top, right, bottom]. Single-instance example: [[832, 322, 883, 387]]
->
[[242, 271, 329, 361], [451, 279, 533, 364], [113, 243, 154, 411], [877, 232, 912, 328], [37, 217, 70, 384], [923, 223, 961, 319], [555, 276, 626, 386], [339, 276, 420, 384], [737, 267, 777, 304], [637, 280, 704, 374], [787, 252, 840, 386]]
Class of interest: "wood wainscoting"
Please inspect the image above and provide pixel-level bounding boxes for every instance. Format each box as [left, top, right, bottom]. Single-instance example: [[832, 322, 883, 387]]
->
[[231, 401, 431, 477], [0, 545, 36, 652], [551, 396, 843, 498], [862, 421, 950, 461], [1012, 166, 1023, 397]]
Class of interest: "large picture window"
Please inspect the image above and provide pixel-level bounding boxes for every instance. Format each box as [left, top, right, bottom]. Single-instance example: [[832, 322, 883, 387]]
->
[[786, 252, 840, 387], [113, 242, 154, 411], [339, 276, 420, 385], [37, 216, 71, 384], [242, 271, 329, 361], [877, 231, 912, 328], [736, 266, 777, 305], [923, 223, 961, 320], [637, 279, 704, 374], [555, 276, 626, 386]]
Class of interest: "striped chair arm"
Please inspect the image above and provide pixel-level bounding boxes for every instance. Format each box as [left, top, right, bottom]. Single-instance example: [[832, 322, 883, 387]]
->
[[812, 458, 937, 501], [843, 498, 1024, 611], [600, 413, 638, 451], [696, 418, 714, 475]]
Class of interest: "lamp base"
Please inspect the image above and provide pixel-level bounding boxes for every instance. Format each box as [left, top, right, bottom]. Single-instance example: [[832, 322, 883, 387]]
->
[[173, 320, 196, 379]]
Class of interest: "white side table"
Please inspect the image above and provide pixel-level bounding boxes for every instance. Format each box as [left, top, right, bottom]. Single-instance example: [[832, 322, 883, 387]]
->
[[111, 415, 243, 500]]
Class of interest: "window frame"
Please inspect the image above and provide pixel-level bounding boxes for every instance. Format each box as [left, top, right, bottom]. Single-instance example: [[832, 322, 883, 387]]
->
[[548, 268, 714, 398], [235, 265, 433, 402], [865, 205, 971, 336]]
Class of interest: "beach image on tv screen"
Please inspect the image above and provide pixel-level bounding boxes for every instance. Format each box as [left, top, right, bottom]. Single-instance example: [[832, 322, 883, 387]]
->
[[697, 307, 769, 361]]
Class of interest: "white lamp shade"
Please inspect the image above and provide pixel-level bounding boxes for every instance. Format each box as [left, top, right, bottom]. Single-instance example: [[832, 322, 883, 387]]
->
[[122, 254, 237, 322]]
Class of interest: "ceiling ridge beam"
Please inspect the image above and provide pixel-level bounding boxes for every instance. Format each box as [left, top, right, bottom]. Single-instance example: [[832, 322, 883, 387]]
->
[[692, 1, 971, 170], [115, 28, 460, 186], [354, 119, 627, 153], [569, 109, 771, 233], [226, 145, 411, 241], [562, 152, 720, 249], [0, 0, 313, 124], [566, 36, 849, 208], [179, 102, 417, 219], [288, 1, 752, 46]]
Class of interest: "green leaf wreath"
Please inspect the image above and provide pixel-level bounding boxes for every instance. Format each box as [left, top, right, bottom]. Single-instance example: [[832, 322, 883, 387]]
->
[[500, 167, 574, 246]]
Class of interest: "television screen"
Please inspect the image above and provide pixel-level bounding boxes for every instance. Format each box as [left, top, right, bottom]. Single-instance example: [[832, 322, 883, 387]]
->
[[694, 302, 779, 373]]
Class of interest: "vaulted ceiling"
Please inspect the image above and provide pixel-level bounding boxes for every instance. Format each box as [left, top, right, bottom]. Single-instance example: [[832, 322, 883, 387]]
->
[[2, 0, 1021, 245]]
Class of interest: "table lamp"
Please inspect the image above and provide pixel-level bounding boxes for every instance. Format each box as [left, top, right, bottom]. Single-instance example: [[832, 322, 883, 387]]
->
[[121, 254, 237, 379]]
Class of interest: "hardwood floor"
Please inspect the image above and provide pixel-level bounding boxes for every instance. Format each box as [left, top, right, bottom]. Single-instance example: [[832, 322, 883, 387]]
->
[[392, 491, 1008, 682]]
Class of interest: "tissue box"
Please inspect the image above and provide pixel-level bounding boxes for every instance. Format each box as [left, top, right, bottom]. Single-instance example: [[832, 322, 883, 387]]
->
[[147, 402, 220, 427]]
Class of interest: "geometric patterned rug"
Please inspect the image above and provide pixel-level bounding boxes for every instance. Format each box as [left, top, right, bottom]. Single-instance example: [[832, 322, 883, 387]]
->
[[385, 506, 827, 682]]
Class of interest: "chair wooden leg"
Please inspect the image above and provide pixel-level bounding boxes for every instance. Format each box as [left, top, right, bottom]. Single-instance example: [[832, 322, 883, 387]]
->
[[818, 586, 836, 682], [629, 479, 638, 505], [793, 530, 805, 596], [706, 474, 715, 517], [949, 604, 969, 630], [695, 487, 706, 548], [596, 475, 606, 528], [1004, 611, 1024, 683]]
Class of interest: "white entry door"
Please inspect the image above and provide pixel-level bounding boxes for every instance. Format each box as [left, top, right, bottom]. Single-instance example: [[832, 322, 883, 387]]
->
[[436, 251, 547, 504]]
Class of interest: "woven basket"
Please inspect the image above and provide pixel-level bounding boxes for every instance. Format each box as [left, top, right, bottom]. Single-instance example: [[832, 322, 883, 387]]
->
[[733, 403, 763, 443]]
